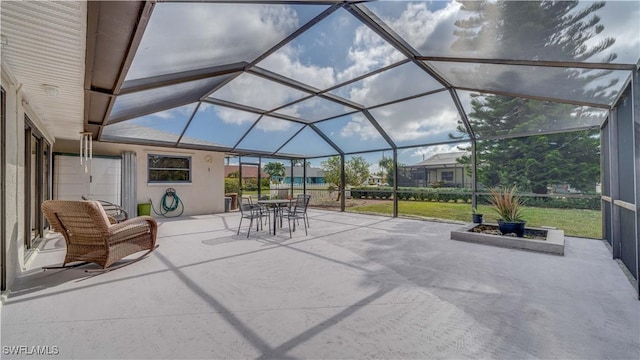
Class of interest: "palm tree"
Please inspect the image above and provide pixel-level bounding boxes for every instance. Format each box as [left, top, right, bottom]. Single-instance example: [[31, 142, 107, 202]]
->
[[379, 156, 394, 185], [263, 162, 286, 183]]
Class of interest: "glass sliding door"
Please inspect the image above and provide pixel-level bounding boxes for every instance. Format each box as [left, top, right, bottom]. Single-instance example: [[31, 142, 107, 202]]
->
[[24, 117, 49, 252]]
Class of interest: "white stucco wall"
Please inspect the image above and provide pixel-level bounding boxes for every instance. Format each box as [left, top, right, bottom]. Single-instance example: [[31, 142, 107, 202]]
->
[[52, 139, 226, 216]]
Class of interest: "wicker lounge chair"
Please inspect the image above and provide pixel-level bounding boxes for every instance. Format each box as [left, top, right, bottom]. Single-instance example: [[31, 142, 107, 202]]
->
[[41, 200, 158, 272]]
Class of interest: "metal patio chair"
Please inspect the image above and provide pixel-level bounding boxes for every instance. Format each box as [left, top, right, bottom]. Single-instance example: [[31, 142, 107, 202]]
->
[[283, 195, 309, 238], [237, 198, 270, 238], [81, 195, 128, 223], [282, 194, 311, 229]]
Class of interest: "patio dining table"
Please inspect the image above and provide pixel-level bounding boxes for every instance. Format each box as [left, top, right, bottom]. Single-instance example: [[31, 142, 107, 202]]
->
[[257, 199, 291, 235]]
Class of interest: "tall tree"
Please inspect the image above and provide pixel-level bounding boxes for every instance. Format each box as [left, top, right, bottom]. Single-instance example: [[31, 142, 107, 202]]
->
[[322, 156, 371, 200], [263, 162, 285, 183], [452, 0, 616, 193]]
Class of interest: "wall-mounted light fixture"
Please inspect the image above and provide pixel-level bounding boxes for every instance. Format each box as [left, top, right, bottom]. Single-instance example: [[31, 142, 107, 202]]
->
[[42, 84, 60, 97]]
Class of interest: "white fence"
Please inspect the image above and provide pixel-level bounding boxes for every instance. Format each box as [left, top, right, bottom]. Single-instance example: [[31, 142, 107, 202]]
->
[[269, 183, 334, 201]]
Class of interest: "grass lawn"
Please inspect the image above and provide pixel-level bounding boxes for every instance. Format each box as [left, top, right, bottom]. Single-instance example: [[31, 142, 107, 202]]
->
[[348, 201, 602, 239]]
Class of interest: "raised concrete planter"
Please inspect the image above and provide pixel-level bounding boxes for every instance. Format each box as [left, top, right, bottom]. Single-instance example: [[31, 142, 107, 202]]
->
[[450, 223, 565, 255]]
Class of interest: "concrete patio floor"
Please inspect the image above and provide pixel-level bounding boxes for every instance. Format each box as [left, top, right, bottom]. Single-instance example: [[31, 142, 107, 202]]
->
[[1, 209, 639, 359]]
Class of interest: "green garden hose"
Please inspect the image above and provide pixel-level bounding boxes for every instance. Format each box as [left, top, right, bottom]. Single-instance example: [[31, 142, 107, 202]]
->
[[150, 188, 184, 218]]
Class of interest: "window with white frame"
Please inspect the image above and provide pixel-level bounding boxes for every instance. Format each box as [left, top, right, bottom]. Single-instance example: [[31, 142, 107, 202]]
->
[[148, 154, 191, 183]]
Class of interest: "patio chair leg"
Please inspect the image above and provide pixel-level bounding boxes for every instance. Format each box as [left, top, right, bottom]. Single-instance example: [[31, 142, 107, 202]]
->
[[248, 217, 253, 238], [237, 217, 243, 235], [288, 217, 292, 238]]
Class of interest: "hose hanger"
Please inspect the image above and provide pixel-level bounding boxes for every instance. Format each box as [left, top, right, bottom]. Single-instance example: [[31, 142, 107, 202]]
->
[[150, 188, 185, 218]]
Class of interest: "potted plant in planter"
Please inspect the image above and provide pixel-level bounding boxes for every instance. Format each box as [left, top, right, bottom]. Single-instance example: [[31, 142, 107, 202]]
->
[[488, 186, 526, 237], [472, 207, 483, 224]]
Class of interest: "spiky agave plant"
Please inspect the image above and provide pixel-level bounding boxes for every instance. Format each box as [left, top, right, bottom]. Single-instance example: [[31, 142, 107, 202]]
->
[[488, 186, 525, 222]]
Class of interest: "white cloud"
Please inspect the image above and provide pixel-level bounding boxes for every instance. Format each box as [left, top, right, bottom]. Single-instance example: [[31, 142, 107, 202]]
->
[[369, 91, 462, 144], [277, 96, 351, 122], [339, 113, 382, 142], [335, 62, 444, 107], [258, 44, 337, 90], [213, 73, 307, 111], [152, 110, 175, 120], [390, 108, 460, 142], [256, 116, 295, 132], [336, 24, 404, 83], [382, 1, 462, 56], [216, 108, 258, 126], [151, 104, 195, 121], [195, 103, 258, 126]]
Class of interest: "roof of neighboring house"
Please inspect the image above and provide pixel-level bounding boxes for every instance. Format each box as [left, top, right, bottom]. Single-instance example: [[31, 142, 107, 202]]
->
[[408, 152, 467, 168], [224, 165, 269, 178], [282, 166, 324, 178]]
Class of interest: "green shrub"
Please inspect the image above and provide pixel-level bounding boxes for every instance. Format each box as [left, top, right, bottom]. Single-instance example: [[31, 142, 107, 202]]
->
[[224, 178, 239, 193], [348, 186, 597, 210], [525, 196, 600, 210]]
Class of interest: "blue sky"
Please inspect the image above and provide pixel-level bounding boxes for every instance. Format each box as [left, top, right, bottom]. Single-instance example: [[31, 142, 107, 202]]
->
[[181, 103, 259, 147]]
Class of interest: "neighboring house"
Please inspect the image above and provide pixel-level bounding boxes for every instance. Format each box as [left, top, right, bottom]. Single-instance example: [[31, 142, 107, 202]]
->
[[400, 152, 471, 188], [368, 175, 384, 186], [275, 166, 325, 185], [224, 165, 269, 181]]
